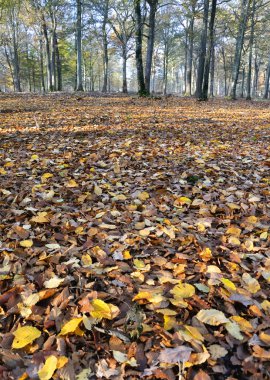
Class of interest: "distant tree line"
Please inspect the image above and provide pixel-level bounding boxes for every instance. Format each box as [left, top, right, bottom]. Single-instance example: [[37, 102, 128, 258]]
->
[[1, 0, 270, 100]]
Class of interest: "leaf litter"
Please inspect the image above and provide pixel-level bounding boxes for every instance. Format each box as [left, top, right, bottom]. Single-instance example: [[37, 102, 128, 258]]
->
[[0, 94, 270, 379]]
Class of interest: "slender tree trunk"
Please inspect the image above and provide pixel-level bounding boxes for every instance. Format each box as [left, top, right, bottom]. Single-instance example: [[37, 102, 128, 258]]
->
[[12, 27, 21, 92], [230, 0, 250, 99], [195, 0, 209, 98], [163, 43, 168, 95], [145, 0, 158, 94], [102, 0, 109, 93], [184, 27, 188, 94], [39, 33, 45, 92], [210, 46, 215, 97], [221, 47, 227, 95], [76, 0, 84, 91], [241, 68, 245, 97], [187, 12, 195, 95], [263, 52, 270, 99], [55, 33, 62, 91], [246, 0, 255, 100], [122, 46, 128, 93], [42, 15, 53, 92], [51, 30, 56, 91], [252, 53, 259, 97], [134, 0, 146, 95], [201, 0, 217, 100]]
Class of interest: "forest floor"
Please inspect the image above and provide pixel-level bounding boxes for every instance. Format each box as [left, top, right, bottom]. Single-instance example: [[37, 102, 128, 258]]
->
[[0, 94, 270, 380]]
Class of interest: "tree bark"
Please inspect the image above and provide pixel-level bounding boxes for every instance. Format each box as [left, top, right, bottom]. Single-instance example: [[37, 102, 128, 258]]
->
[[246, 0, 255, 100], [42, 14, 53, 92], [39, 33, 45, 93], [263, 52, 270, 99], [76, 0, 84, 91], [201, 0, 217, 100], [102, 0, 109, 93], [187, 6, 195, 96], [195, 0, 209, 98], [134, 0, 146, 95], [122, 46, 128, 93], [230, 0, 250, 99], [145, 0, 158, 94]]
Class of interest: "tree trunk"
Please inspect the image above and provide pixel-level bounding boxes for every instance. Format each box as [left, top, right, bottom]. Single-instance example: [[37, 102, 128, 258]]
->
[[76, 0, 84, 91], [102, 0, 109, 93], [263, 52, 270, 99], [134, 0, 146, 95], [55, 32, 62, 91], [201, 0, 217, 100], [195, 0, 209, 98], [163, 43, 168, 95], [122, 46, 128, 93], [187, 11, 195, 96], [42, 14, 53, 92], [210, 45, 215, 97], [230, 0, 250, 99], [39, 33, 45, 93], [145, 0, 158, 94], [252, 52, 259, 97], [241, 68, 245, 97], [12, 26, 21, 92], [246, 0, 255, 100], [221, 47, 227, 96]]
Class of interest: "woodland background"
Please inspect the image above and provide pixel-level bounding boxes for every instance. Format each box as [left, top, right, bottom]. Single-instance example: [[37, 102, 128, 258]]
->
[[1, 0, 270, 100]]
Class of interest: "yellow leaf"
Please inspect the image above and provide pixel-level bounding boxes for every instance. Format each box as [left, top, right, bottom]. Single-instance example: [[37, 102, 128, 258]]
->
[[230, 316, 253, 333], [31, 154, 39, 160], [18, 373, 29, 380], [90, 299, 119, 320], [65, 179, 78, 188], [225, 321, 244, 340], [174, 196, 192, 207], [42, 173, 53, 181], [75, 226, 84, 235], [56, 356, 69, 369], [123, 250, 132, 259], [196, 309, 229, 326], [259, 332, 270, 345], [199, 247, 212, 262], [20, 240, 33, 248], [246, 216, 257, 224], [226, 226, 241, 237], [0, 168, 7, 175], [31, 212, 49, 224], [228, 236, 241, 246], [221, 278, 236, 292], [133, 291, 152, 301], [170, 283, 195, 299], [138, 191, 150, 201], [164, 315, 177, 330], [133, 259, 146, 269], [81, 254, 92, 267], [59, 318, 83, 336], [38, 356, 58, 380], [12, 326, 41, 349]]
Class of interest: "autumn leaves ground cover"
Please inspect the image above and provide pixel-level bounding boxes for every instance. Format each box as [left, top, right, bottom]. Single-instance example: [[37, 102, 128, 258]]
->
[[0, 94, 270, 380]]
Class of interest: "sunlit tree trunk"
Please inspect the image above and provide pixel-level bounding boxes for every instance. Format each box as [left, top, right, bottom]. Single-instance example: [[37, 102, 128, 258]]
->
[[246, 0, 256, 100], [102, 0, 109, 93], [76, 0, 84, 91], [42, 14, 53, 92], [230, 0, 250, 99]]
